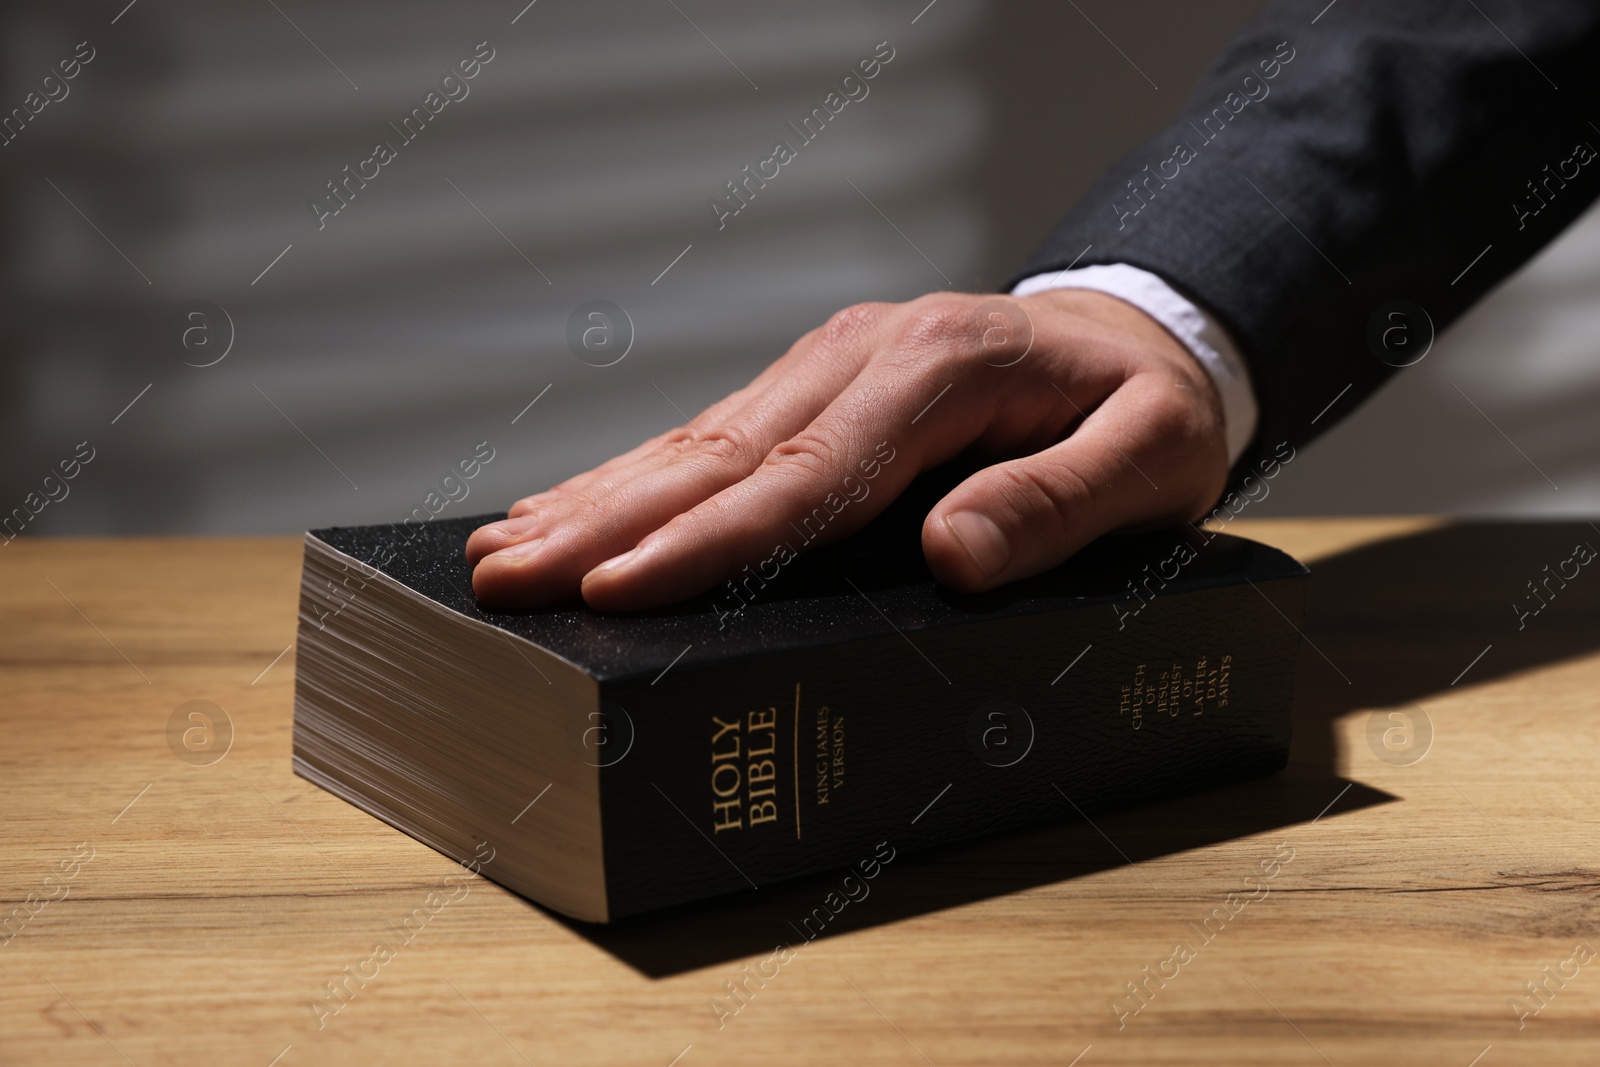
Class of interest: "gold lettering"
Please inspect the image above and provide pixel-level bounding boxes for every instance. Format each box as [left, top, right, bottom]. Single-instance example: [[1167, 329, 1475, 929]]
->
[[748, 758, 777, 799], [711, 714, 741, 764], [711, 762, 740, 798], [712, 798, 741, 833], [747, 707, 777, 766]]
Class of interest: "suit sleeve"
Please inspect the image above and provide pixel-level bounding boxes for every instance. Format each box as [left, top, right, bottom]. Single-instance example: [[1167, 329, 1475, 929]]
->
[[1008, 0, 1600, 486]]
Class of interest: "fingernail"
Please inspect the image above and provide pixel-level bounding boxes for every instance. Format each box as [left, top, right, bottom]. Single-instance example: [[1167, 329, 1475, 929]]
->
[[944, 510, 1009, 580], [588, 547, 640, 577], [496, 536, 545, 560]]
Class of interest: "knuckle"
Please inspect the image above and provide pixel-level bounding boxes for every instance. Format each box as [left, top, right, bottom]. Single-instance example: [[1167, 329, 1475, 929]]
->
[[692, 424, 762, 471], [877, 295, 1018, 382], [762, 429, 840, 482], [817, 302, 888, 349], [1140, 379, 1217, 455], [894, 295, 978, 352], [659, 425, 700, 453]]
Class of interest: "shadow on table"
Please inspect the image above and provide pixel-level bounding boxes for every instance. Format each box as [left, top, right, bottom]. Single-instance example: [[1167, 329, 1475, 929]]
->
[[548, 520, 1600, 977]]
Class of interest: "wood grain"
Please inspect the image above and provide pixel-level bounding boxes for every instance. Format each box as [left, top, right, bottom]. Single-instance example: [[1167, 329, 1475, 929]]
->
[[4, 518, 1600, 1066]]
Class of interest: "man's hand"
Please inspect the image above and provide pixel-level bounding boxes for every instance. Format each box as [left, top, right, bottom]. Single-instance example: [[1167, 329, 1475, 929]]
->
[[466, 289, 1230, 610]]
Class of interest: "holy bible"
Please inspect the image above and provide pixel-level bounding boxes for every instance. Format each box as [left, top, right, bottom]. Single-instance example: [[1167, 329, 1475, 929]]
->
[[292, 488, 1309, 923]]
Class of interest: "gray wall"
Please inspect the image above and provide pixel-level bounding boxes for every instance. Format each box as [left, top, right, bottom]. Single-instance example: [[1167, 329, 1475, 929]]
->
[[3, 0, 1591, 538]]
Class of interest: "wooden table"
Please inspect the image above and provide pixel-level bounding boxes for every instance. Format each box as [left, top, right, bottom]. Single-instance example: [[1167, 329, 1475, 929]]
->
[[5, 518, 1600, 1066]]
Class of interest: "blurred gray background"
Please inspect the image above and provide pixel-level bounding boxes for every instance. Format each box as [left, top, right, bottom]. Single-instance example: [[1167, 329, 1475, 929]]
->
[[3, 0, 1596, 538]]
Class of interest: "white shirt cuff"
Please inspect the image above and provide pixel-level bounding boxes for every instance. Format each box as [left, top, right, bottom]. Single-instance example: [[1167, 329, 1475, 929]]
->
[[1010, 264, 1258, 467]]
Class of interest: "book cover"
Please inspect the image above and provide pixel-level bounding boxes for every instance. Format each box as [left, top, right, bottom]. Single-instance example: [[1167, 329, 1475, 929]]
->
[[292, 481, 1309, 922]]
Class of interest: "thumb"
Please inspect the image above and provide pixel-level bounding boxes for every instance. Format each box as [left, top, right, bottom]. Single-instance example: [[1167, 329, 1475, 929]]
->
[[920, 377, 1222, 592]]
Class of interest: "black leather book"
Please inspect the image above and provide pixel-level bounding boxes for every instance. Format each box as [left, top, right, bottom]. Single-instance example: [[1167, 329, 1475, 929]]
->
[[291, 478, 1310, 922]]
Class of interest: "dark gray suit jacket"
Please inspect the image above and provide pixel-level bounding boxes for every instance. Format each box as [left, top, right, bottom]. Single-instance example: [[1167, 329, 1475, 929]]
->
[[1011, 0, 1600, 486]]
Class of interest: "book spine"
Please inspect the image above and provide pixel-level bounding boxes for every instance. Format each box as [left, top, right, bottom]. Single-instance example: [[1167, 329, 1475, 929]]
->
[[596, 574, 1307, 919]]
